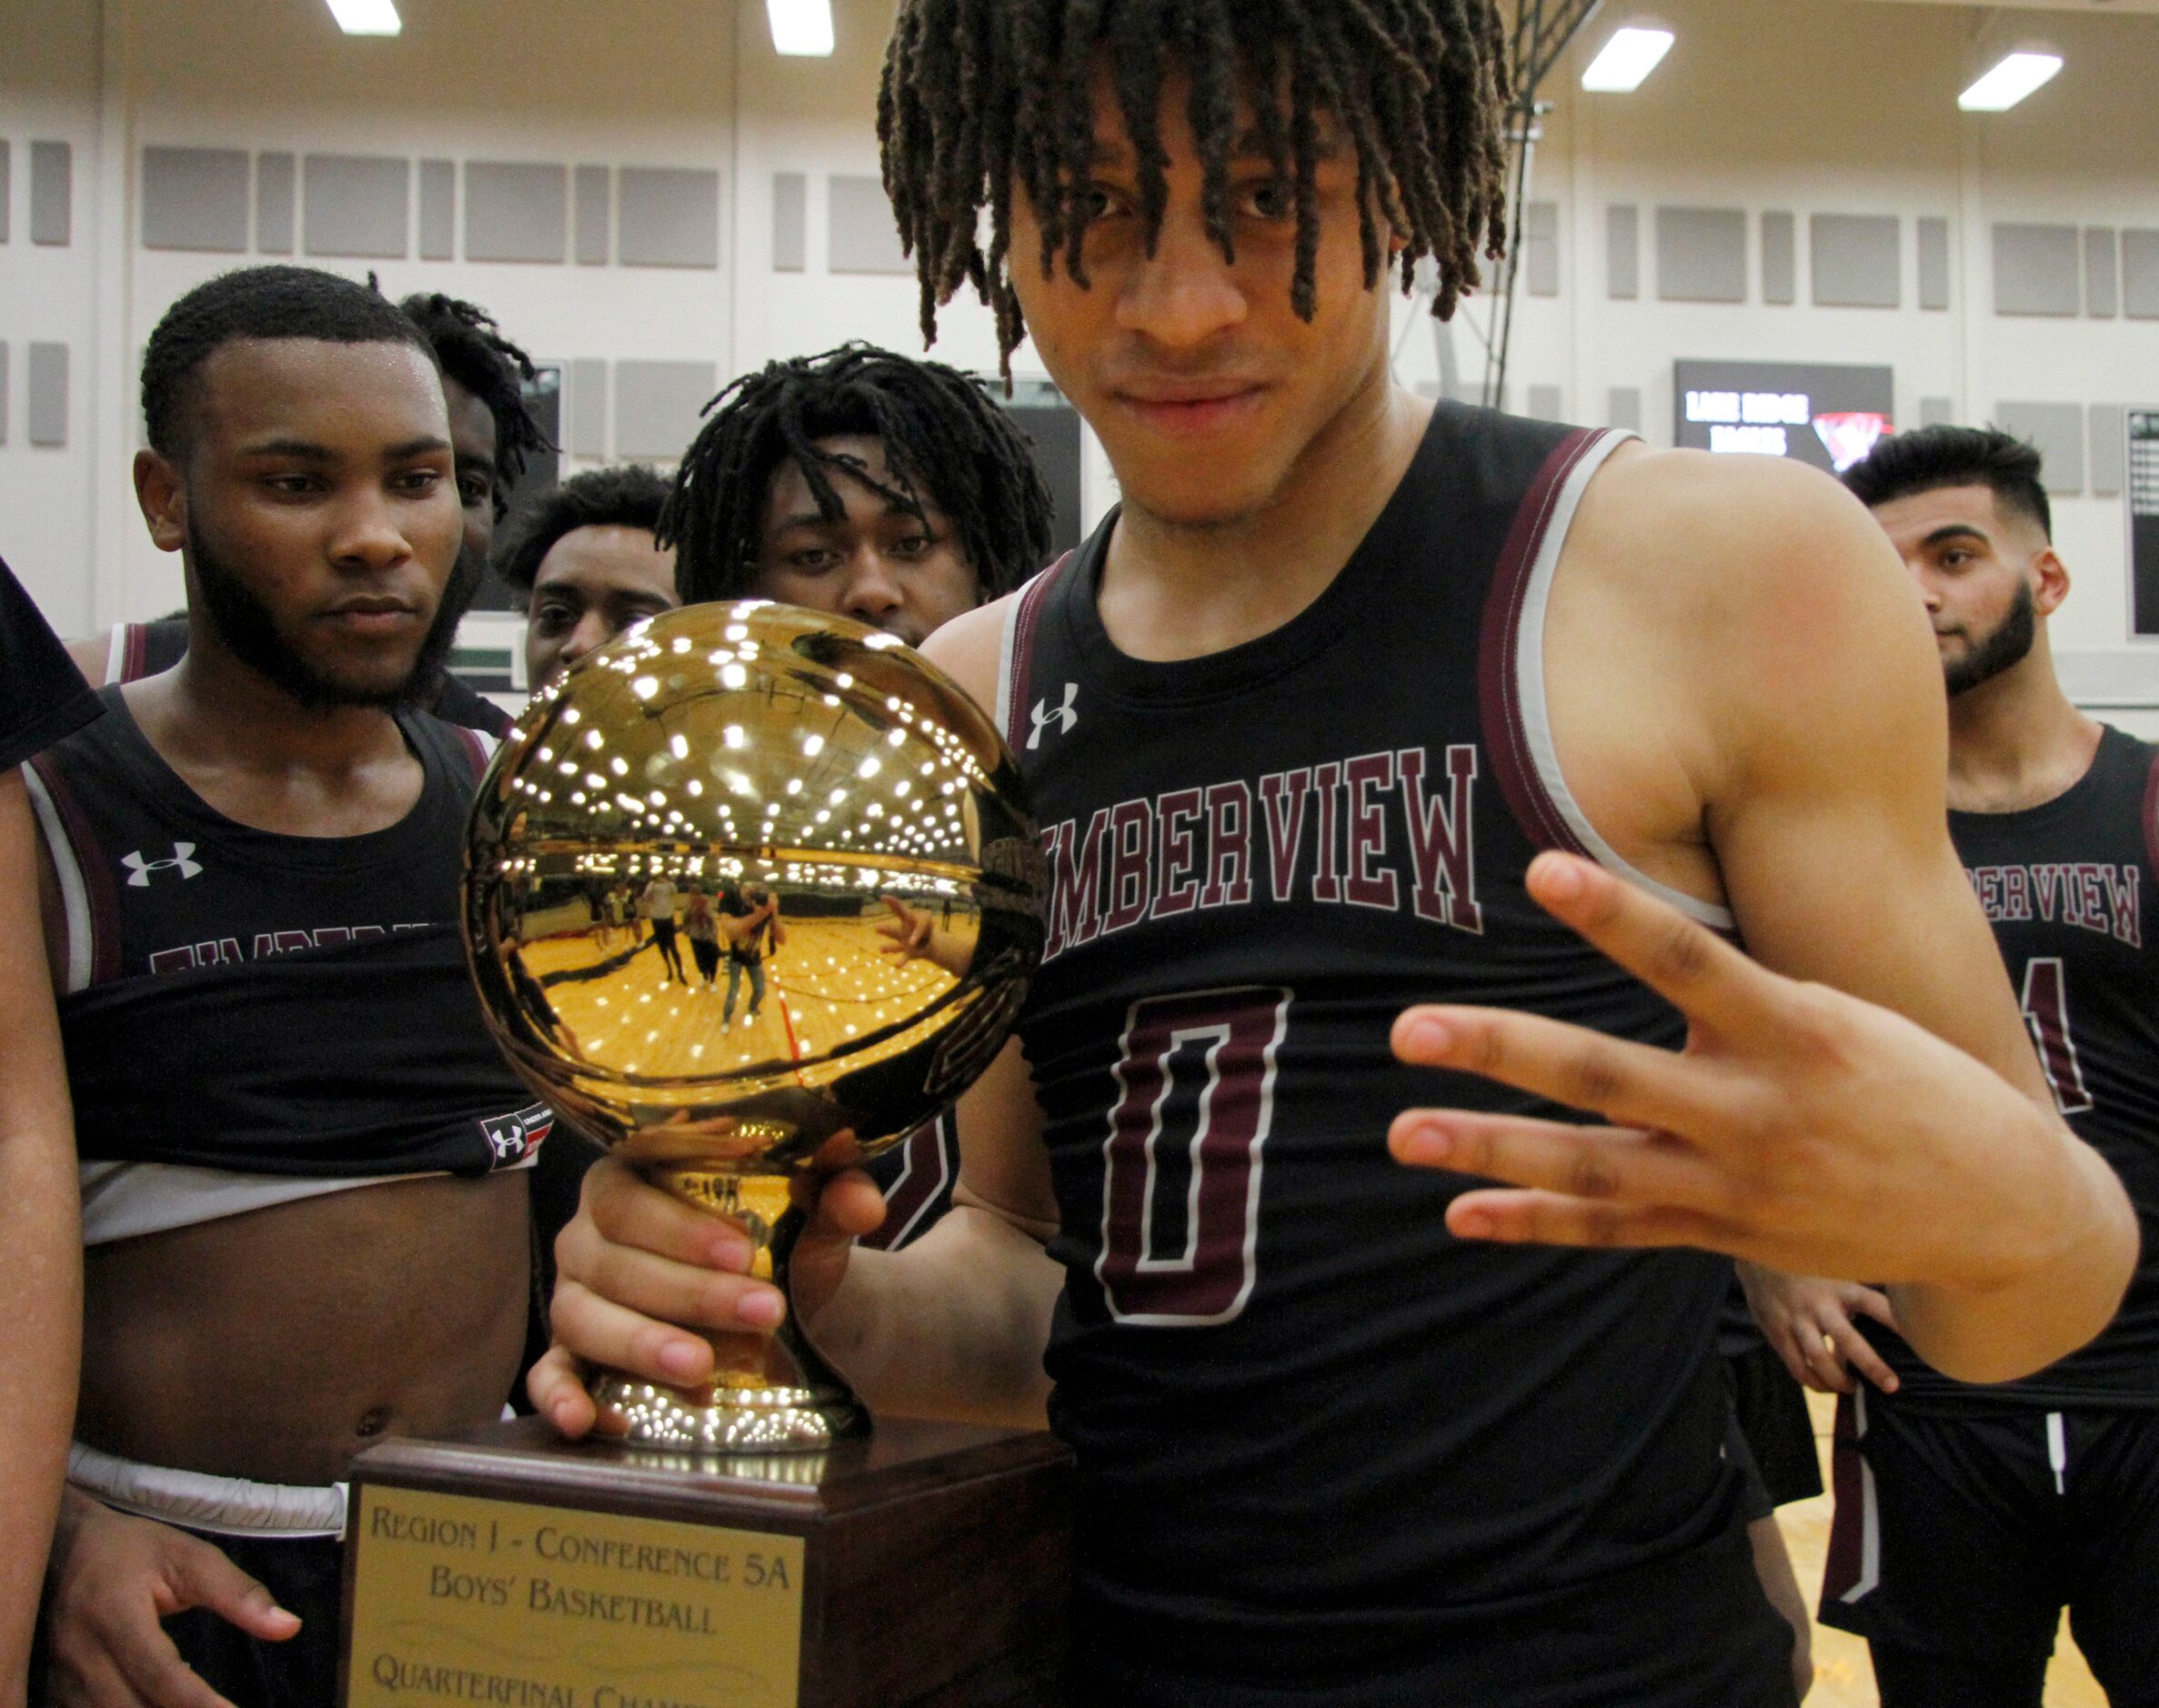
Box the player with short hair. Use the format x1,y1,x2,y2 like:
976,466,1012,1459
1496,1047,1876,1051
536,9,2136,1703
70,287,547,739
660,342,1055,648
1744,426,2159,1707
32,265,545,1708
494,463,678,689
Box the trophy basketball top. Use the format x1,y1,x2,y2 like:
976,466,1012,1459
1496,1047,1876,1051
462,600,1047,1179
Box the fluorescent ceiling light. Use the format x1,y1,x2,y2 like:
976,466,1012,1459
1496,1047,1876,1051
1582,26,1675,93
1959,52,2064,113
326,0,401,35
768,0,835,56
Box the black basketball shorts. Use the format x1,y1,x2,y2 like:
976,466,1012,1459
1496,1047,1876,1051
1819,1389,2159,1707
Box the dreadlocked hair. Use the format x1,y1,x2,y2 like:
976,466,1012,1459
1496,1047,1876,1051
396,290,551,509
879,0,1514,374
658,343,1058,608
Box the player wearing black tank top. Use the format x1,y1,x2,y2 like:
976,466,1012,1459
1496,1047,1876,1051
34,268,538,1708
537,13,2137,1703
1742,428,2159,1707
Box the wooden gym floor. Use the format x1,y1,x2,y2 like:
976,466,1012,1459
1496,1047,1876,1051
1782,1392,2104,1705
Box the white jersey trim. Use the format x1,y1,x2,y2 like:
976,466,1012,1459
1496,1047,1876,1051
1511,430,1738,931
24,763,93,995
105,621,130,687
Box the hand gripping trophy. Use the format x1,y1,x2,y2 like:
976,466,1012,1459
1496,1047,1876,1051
462,602,1047,1452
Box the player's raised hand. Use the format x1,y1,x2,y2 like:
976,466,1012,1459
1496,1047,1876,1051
1388,852,2114,1303
531,1153,889,1440
876,897,935,963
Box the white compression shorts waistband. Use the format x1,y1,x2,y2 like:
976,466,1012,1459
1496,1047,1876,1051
67,1442,348,1541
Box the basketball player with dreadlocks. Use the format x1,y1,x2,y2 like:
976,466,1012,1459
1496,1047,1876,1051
33,266,544,1708
70,288,547,739
1744,428,2159,1707
663,342,1055,646
538,8,2138,1700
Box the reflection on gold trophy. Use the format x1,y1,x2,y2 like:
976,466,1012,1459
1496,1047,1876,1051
463,602,1046,1452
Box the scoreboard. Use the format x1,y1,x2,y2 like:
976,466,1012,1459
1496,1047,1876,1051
2133,410,2159,638
1674,360,1896,476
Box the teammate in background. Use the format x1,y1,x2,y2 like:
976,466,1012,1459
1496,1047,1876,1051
68,288,549,739
33,266,544,1708
661,343,1055,647
640,872,688,985
491,464,678,690
718,881,785,1028
0,558,105,1708
1744,427,2159,1707
537,8,2137,1702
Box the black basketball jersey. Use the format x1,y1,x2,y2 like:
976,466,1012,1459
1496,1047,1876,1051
26,687,547,1179
1878,725,2159,1410
994,403,1745,1682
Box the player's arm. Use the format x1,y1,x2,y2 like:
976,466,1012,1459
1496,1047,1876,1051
65,633,111,687
0,769,80,1702
531,598,1063,1434
1391,457,2134,1384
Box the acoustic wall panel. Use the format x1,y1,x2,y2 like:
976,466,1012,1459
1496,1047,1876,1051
1993,224,2080,317
1527,385,1564,424
614,360,717,459
574,166,610,266
464,162,565,264
1608,387,1642,433
417,159,456,260
304,155,408,258
828,174,908,274
1762,212,1796,306
1523,201,1559,297
2091,405,2126,498
772,173,807,273
2124,231,2159,320
27,343,67,447
567,358,608,457
31,142,71,246
1812,214,1900,308
1917,217,1951,312
1996,402,2084,494
1,141,12,242
619,167,718,269
1606,205,1639,300
1922,397,1955,428
1656,207,1746,304
2086,228,2119,318
0,343,8,443
256,152,295,254
140,146,248,253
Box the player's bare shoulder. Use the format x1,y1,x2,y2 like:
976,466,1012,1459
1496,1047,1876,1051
918,591,1019,712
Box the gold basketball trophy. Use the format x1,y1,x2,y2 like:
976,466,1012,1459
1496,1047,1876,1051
339,605,1069,1708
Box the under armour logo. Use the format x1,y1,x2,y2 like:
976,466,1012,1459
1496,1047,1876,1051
122,843,203,887
1029,683,1080,750
480,1103,554,1164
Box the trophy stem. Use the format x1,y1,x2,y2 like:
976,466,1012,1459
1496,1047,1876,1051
587,1168,869,1452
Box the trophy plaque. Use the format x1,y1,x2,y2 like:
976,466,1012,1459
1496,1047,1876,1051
339,604,1068,1706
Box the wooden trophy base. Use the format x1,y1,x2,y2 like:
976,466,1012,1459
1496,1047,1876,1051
339,1414,1073,1708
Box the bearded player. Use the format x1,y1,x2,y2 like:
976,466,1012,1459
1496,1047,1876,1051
33,266,544,1708
1742,427,2159,1707
535,9,2136,1702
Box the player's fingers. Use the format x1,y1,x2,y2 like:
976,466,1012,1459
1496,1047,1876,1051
577,1158,753,1272
52,1653,162,1708
166,1545,299,1644
547,1276,725,1389
1843,1285,1903,1336
1823,1311,1900,1393
1389,1111,1730,1216
567,1231,787,1338
1522,853,1776,1039
1794,1322,1856,1394
1442,1187,1732,1253
1764,1324,1822,1392
527,1344,604,1439
786,1168,889,1238
1392,1006,1732,1139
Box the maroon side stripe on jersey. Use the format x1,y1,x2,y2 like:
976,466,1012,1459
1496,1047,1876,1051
455,726,490,781
1476,428,1604,859
1003,552,1074,753
26,753,125,988
120,622,150,685
857,1116,954,1251
1820,1390,1873,1607
2142,746,2159,885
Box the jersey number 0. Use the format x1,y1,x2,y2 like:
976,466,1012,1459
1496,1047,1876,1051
1096,988,1290,1326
